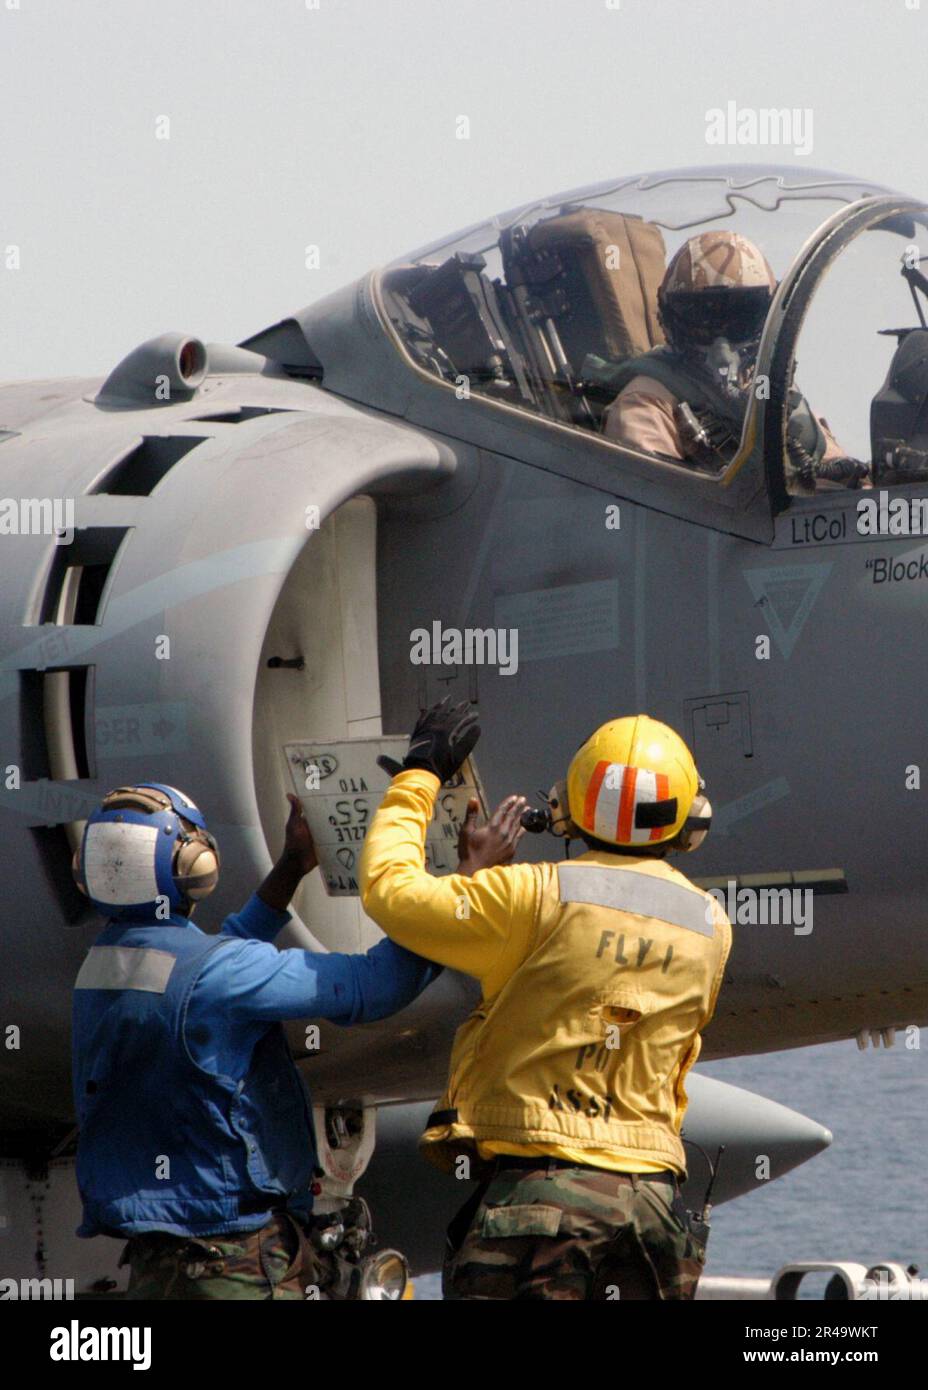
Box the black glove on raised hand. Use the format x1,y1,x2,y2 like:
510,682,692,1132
400,697,481,784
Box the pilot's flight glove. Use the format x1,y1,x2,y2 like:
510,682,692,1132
814,456,870,487
786,389,827,469
400,696,481,784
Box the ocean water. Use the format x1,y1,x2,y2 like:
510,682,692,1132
699,1034,928,1280
413,1033,927,1299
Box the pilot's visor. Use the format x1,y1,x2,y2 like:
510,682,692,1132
665,286,773,346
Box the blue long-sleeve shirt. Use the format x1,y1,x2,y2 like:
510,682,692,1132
188,893,440,1072
72,893,440,1237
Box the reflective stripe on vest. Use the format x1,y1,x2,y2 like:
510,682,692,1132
75,945,176,993
558,864,713,937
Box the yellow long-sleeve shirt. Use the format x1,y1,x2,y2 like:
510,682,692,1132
359,768,679,1173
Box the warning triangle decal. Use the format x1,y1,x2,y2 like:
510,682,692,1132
743,562,833,658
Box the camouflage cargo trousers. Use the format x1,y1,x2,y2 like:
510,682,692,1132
122,1210,325,1300
443,1162,707,1301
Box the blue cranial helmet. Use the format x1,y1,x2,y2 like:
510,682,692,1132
72,783,219,919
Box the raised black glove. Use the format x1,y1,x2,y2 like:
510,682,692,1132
401,696,481,784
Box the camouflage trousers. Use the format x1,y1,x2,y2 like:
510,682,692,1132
443,1162,707,1301
122,1210,325,1300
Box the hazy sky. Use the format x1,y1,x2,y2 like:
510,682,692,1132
2,0,926,381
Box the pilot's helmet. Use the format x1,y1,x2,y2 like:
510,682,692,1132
658,231,777,352
72,783,220,919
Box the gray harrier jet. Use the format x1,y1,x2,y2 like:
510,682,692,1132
2,164,926,1282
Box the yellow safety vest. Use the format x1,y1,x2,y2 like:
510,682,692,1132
358,770,731,1179
420,857,730,1176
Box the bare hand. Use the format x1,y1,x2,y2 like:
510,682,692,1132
457,794,527,875
283,792,318,876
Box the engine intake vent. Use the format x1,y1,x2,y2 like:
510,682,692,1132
91,437,204,496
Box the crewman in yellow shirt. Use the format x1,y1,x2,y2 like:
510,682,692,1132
359,698,731,1300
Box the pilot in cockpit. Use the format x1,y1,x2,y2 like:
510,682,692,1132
601,230,868,492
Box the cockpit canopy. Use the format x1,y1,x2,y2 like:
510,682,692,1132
379,167,928,496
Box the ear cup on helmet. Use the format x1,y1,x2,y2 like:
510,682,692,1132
546,779,581,839
676,792,712,853
173,829,220,903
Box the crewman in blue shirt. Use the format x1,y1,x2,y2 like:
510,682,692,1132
70,781,447,1300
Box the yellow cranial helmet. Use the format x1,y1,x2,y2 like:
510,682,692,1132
567,715,700,848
